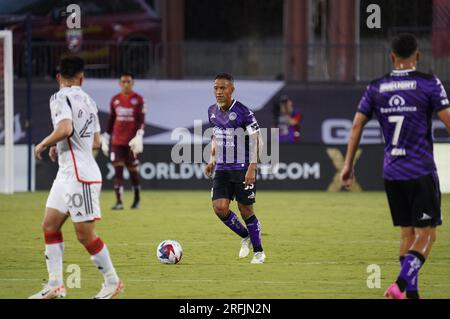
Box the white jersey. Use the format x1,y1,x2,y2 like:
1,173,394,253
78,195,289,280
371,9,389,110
50,86,102,184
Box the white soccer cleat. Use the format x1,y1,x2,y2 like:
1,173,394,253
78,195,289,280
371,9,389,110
93,280,124,299
239,236,252,258
28,284,66,299
251,251,266,264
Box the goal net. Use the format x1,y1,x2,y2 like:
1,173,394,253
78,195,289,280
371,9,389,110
0,30,14,194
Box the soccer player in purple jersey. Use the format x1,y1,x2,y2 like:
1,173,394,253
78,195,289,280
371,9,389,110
204,73,266,264
340,33,450,299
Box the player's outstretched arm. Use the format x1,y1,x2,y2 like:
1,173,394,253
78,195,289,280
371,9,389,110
204,136,216,177
35,119,73,160
438,107,450,133
340,112,369,190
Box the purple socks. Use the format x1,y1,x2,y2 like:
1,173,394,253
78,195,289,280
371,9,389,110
221,211,249,239
244,215,263,252
397,251,424,299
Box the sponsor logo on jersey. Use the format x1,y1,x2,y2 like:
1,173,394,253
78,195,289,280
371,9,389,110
388,95,405,107
380,81,416,93
380,95,417,114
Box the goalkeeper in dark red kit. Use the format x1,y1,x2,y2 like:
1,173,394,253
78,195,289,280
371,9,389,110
101,73,145,210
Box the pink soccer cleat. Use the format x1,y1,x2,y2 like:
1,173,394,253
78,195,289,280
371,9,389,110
384,283,405,299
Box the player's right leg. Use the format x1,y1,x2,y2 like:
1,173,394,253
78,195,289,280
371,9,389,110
29,182,69,299
211,171,249,255
126,149,141,209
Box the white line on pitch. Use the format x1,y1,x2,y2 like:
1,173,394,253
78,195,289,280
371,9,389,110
1,278,450,289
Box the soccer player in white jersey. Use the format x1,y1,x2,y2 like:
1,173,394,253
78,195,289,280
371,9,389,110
29,57,124,299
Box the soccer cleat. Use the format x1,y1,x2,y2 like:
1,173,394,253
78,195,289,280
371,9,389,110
384,283,405,299
28,283,66,299
130,199,139,209
111,203,124,210
239,236,252,258
94,280,124,299
251,251,266,264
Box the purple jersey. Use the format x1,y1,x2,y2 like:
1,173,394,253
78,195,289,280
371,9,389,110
208,100,260,171
358,69,450,180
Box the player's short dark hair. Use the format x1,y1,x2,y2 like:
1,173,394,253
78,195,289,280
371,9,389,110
120,72,134,79
215,73,234,83
391,33,418,59
279,94,290,104
59,56,84,79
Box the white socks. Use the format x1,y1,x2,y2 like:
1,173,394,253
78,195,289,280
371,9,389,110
45,242,64,287
86,238,119,286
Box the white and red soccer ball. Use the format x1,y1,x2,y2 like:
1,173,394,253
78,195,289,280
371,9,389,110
156,240,183,264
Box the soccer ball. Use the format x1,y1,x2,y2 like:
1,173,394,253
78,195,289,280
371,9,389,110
156,240,183,264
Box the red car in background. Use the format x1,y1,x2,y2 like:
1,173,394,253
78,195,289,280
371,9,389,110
0,0,161,77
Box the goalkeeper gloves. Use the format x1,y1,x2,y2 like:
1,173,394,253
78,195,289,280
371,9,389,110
100,132,110,157
129,129,144,156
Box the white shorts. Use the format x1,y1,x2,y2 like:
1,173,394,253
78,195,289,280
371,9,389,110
46,180,102,223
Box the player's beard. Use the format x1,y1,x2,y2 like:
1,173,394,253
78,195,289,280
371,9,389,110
216,99,229,110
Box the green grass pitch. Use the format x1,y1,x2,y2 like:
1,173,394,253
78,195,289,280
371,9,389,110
0,190,449,299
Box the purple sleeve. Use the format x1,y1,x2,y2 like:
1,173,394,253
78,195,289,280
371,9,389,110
357,85,375,119
429,76,450,112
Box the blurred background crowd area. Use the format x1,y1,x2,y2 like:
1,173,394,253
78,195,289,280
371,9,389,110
1,0,449,82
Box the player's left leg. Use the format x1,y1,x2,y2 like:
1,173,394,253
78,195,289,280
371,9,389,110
74,221,124,299
112,162,125,210
387,226,436,299
69,182,123,298
233,170,264,263
385,173,441,299
399,227,415,263
399,227,418,298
